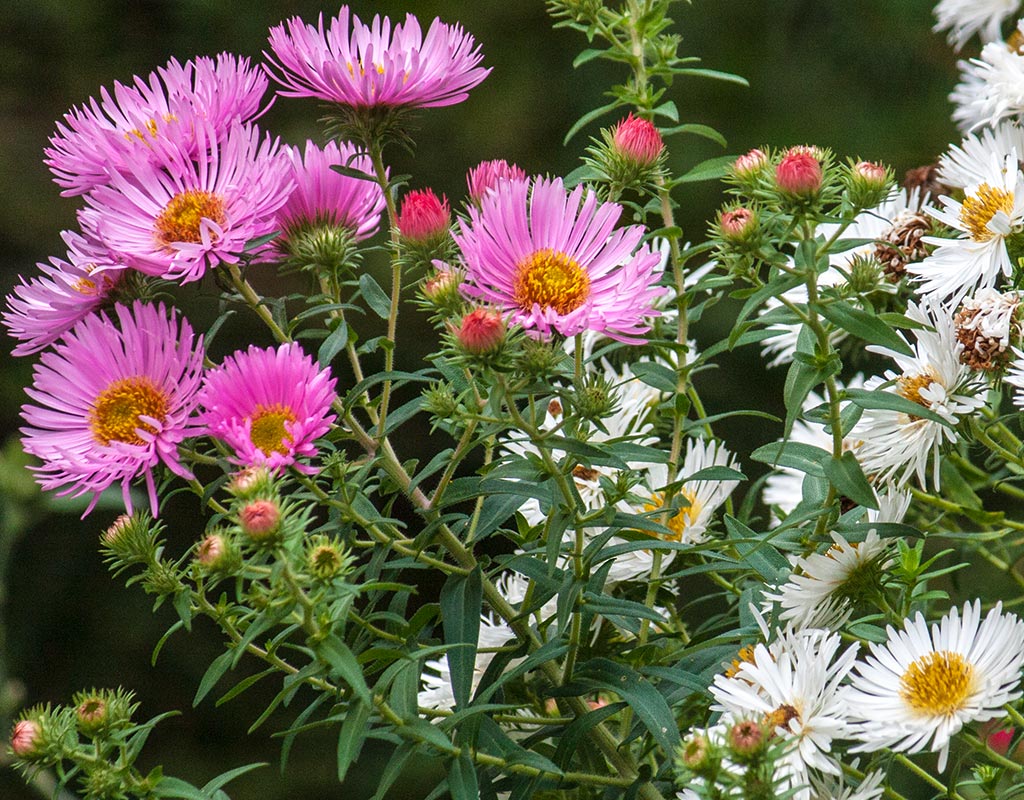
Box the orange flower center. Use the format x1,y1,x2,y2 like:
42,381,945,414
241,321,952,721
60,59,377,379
897,372,936,408
250,404,296,455
90,376,169,446
900,651,975,716
513,248,591,315
154,190,227,247
642,489,702,541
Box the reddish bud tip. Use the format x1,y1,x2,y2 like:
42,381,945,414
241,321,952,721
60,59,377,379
719,207,757,240
853,160,887,185
455,308,505,355
197,534,226,565
776,150,823,195
239,499,281,540
10,720,40,758
397,189,451,244
611,113,664,167
467,159,527,203
733,148,767,179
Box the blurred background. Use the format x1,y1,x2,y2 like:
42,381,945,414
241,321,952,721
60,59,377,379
0,1,959,797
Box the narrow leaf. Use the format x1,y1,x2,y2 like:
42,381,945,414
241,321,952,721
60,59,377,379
358,273,392,319
823,451,879,510
439,568,483,709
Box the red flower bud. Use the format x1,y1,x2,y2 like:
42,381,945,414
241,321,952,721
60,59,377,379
239,499,281,540
10,720,41,759
611,113,664,167
397,189,450,244
776,150,823,195
455,308,505,355
733,148,767,179
719,207,758,240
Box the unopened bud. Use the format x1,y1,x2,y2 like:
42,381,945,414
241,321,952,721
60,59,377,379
75,694,109,737
306,535,350,581
776,149,823,196
732,148,768,183
679,732,713,776
102,514,133,547
10,719,41,759
611,113,664,168
573,372,618,421
726,719,765,762
847,254,883,294
422,382,459,419
239,499,281,541
195,533,239,573
397,189,450,246
227,466,273,498
848,160,892,208
719,207,758,242
420,263,464,313
453,308,505,356
467,159,527,204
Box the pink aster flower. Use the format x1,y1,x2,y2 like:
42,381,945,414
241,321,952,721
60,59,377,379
277,139,385,241
454,176,666,342
466,159,527,204
265,7,490,109
79,121,292,284
4,230,127,356
197,343,337,473
20,301,204,517
46,53,270,197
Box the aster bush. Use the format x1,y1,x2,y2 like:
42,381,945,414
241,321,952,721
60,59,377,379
12,2,1024,800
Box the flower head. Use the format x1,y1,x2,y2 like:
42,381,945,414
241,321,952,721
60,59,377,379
776,149,823,195
934,0,1019,51
847,600,1024,771
454,307,505,355
952,31,1024,131
80,121,292,284
197,343,337,473
46,53,269,197
939,121,1024,189
19,301,204,516
733,148,768,180
611,113,664,167
265,7,490,109
10,720,41,759
397,188,451,245
455,176,665,342
239,499,282,540
466,159,527,204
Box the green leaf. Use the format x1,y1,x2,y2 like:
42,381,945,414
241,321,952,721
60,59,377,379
571,658,680,755
652,100,679,123
815,301,913,356
673,155,736,184
572,48,606,68
216,668,275,707
563,100,620,146
750,441,829,478
629,361,677,393
358,273,392,319
337,700,372,782
447,754,479,800
723,516,789,581
660,123,727,148
201,763,267,794
439,568,483,709
674,67,749,86
330,163,376,182
243,230,281,252
194,650,234,707
153,777,207,800
823,451,878,510
684,466,746,483
317,635,372,703
844,387,952,426
317,321,349,367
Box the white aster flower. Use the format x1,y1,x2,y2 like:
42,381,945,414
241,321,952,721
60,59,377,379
954,287,1023,371
912,154,1024,303
846,600,1024,771
710,627,859,800
809,770,885,800
1004,346,1024,403
934,0,1020,52
852,300,985,488
952,30,1024,131
866,485,913,524
939,121,1024,188
765,530,893,631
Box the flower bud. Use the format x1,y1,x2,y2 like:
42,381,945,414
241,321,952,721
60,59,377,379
467,159,527,204
226,466,273,499
572,372,618,421
677,732,716,779
397,189,451,246
239,499,281,542
195,533,240,573
420,263,464,313
718,207,758,242
776,149,823,196
453,308,505,356
306,535,351,581
847,254,883,295
10,719,41,759
726,719,765,762
847,160,892,208
611,113,664,168
75,694,109,737
422,382,459,419
733,148,768,181
101,514,133,547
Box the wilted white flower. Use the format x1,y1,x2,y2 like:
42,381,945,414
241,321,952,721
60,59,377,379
954,287,1022,371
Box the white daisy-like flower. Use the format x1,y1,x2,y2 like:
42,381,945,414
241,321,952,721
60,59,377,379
954,287,1023,371
951,30,1024,131
866,485,913,525
418,616,516,711
846,600,1024,771
912,154,1024,303
809,770,885,800
1004,346,1024,404
852,300,985,488
759,190,926,368
939,121,1024,188
765,530,893,631
710,627,860,800
934,0,1020,52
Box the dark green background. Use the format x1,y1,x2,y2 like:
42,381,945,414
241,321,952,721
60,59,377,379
0,1,958,798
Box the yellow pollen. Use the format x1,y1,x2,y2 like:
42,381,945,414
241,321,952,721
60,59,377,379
1009,28,1024,54
725,644,758,678
154,190,227,248
249,403,297,455
513,248,591,315
763,704,801,733
897,372,936,408
642,489,703,541
960,184,1014,242
899,650,975,716
72,277,97,295
89,376,169,446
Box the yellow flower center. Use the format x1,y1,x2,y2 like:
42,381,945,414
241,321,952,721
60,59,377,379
724,644,758,678
1009,28,1024,54
512,248,591,315
249,403,297,455
897,372,936,408
763,703,801,733
960,184,1014,242
642,489,702,541
154,190,227,248
899,650,975,717
89,376,169,446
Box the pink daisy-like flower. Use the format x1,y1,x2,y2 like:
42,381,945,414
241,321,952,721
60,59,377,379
20,301,204,516
79,121,292,284
265,7,490,109
466,159,527,204
277,139,385,241
454,176,666,342
46,53,270,197
197,343,337,473
4,230,127,356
